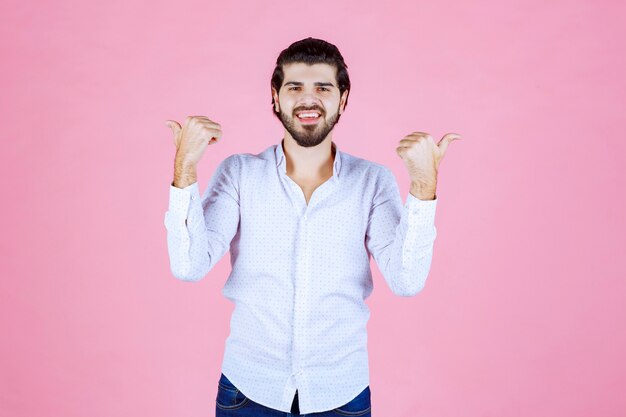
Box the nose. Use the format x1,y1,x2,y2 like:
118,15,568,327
296,88,324,104
296,95,322,110
299,94,318,104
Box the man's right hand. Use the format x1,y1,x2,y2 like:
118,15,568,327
166,116,222,167
166,116,222,188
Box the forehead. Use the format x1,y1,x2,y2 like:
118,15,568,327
281,62,337,85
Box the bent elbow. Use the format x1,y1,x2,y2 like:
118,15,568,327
169,264,205,282
392,281,426,297
173,272,204,282
391,268,429,296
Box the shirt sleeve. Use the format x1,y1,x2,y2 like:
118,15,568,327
163,155,241,281
365,167,438,296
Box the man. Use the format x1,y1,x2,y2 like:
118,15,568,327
163,37,460,416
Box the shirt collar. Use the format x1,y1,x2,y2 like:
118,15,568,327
275,139,342,178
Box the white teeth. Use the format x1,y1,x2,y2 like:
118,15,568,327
297,113,320,118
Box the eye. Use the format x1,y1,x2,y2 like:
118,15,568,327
287,86,330,92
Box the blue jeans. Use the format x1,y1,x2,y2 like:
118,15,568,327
215,373,371,416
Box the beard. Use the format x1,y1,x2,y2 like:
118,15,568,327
277,104,341,148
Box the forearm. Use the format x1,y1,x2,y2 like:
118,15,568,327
165,156,242,282
165,183,212,281
380,197,437,296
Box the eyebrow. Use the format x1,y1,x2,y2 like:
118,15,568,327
284,81,335,88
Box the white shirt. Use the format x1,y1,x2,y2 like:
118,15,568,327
163,140,438,414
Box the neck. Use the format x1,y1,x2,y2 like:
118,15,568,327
282,136,335,179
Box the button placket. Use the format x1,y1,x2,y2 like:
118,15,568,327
286,175,308,215
292,213,308,378
302,214,310,370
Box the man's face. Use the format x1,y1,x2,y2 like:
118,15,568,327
272,62,348,148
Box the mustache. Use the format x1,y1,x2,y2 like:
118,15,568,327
294,107,324,114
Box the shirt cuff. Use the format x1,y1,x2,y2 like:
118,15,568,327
168,181,200,218
404,192,437,226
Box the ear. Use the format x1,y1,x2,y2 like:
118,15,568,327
339,89,349,114
271,86,280,112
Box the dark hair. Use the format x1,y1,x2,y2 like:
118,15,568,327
270,37,351,117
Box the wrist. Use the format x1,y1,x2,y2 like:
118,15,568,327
173,157,198,188
175,153,197,169
410,181,436,200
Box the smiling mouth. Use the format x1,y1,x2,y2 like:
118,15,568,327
296,111,322,124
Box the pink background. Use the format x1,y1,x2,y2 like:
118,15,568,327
1,0,625,416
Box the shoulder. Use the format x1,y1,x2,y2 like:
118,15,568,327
341,150,394,182
215,145,275,180
219,146,269,167
229,144,275,165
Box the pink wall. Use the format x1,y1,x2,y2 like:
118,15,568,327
2,0,625,416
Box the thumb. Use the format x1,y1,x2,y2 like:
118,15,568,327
437,133,461,158
165,120,182,147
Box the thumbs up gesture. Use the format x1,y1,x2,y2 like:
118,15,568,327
396,132,461,200
165,116,222,167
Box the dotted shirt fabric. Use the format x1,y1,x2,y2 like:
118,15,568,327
164,140,438,414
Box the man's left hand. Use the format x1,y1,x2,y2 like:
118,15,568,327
396,131,462,200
